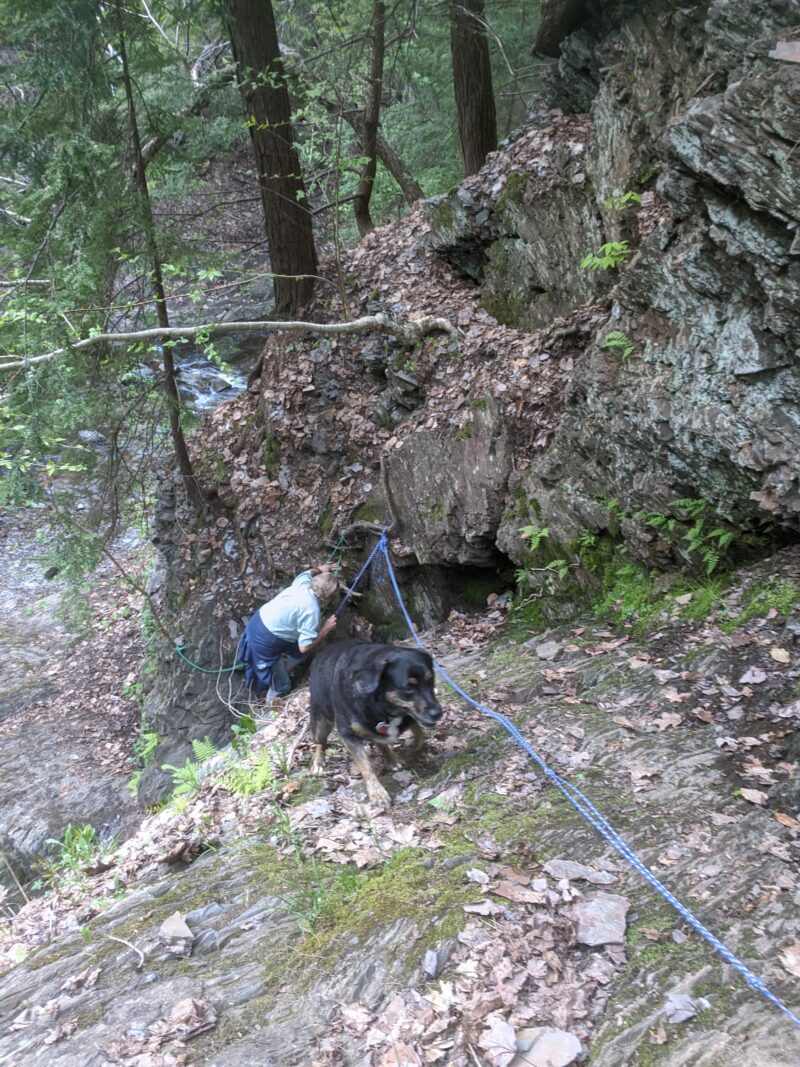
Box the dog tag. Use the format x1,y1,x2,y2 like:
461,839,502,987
375,721,390,735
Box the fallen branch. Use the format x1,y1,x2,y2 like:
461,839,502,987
0,314,459,371
0,854,30,904
285,719,309,773
106,934,145,969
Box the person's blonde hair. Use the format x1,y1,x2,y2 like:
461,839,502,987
310,571,338,606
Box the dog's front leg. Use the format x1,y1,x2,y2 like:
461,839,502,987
390,722,426,768
342,735,391,809
407,721,427,759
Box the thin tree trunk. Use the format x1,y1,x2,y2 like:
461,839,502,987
224,0,317,315
343,110,423,206
353,1,386,236
118,22,204,509
450,0,497,176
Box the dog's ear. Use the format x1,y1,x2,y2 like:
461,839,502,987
355,652,392,696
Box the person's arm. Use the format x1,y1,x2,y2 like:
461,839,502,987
298,614,337,654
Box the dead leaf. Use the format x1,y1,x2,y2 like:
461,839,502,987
340,1003,371,1032
61,967,101,993
774,812,799,831
630,763,658,783
779,942,800,978
770,647,791,664
612,715,638,731
640,927,664,941
661,687,684,703
739,788,768,806
655,712,682,731
649,1020,668,1045
492,881,546,905
377,1042,423,1067
657,846,681,867
478,1015,517,1067
43,1021,77,1045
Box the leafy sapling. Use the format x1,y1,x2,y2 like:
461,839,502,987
604,191,642,211
581,241,631,271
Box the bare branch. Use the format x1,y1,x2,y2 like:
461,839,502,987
105,934,145,969
0,314,459,371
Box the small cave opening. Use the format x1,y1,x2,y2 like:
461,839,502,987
354,551,518,640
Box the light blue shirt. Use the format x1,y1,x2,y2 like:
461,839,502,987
259,571,320,647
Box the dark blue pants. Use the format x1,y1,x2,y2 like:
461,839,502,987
237,611,300,695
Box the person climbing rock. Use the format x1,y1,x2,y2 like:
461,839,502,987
237,563,339,698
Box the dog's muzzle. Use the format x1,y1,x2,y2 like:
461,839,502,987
414,698,443,728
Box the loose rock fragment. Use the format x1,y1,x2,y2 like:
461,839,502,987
573,892,629,945
511,1027,582,1066
544,859,617,885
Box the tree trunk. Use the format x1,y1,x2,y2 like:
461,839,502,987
118,21,204,510
327,103,424,205
450,0,497,176
532,0,588,57
224,0,317,315
353,1,386,237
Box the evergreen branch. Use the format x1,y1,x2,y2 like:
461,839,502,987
140,66,236,165
0,314,459,370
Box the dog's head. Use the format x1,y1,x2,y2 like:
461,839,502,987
363,647,443,728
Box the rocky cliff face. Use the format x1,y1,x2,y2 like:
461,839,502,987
142,0,800,763
430,0,800,577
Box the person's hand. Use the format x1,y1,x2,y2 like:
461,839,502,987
321,615,337,636
319,562,337,574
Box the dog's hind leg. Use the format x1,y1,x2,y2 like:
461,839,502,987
310,705,334,777
341,734,391,809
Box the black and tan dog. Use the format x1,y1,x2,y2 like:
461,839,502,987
308,639,443,808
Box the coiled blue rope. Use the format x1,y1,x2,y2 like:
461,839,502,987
348,531,800,1030
334,532,387,614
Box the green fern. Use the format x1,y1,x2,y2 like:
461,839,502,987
224,749,277,797
602,330,635,359
190,736,217,762
642,498,735,574
133,726,161,767
162,760,201,797
520,524,549,551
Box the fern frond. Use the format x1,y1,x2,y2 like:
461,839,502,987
191,736,217,762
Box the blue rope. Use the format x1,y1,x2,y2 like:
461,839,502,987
355,534,800,1031
334,531,388,615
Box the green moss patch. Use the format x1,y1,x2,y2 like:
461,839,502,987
259,845,483,988
721,577,800,633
